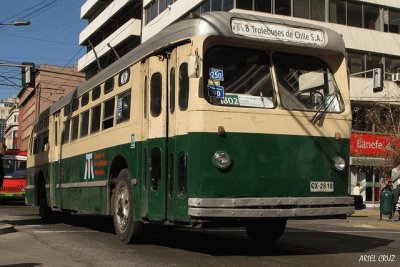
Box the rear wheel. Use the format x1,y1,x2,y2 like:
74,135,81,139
112,169,142,243
245,219,287,242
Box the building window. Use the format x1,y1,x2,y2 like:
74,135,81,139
62,119,70,144
385,56,400,78
91,105,101,133
81,92,89,107
347,1,362,28
103,98,115,130
254,0,271,13
81,110,89,138
117,90,131,124
92,85,101,101
364,5,380,30
385,9,400,33
366,54,382,78
71,116,79,141
329,0,346,25
275,0,291,15
347,51,365,77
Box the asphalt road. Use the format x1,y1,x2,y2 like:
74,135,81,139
1,201,399,267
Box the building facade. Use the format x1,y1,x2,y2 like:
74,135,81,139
79,0,400,204
18,65,85,152
4,105,19,149
0,98,18,145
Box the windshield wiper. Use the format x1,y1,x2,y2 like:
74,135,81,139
309,90,338,124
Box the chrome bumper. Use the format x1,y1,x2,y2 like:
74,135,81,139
188,197,354,218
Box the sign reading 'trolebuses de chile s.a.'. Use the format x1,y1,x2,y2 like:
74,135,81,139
231,18,325,47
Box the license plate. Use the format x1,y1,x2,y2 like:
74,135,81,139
310,181,334,192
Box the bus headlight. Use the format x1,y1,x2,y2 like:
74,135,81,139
332,156,345,171
212,151,232,169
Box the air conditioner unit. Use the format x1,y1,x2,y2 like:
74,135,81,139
391,73,400,82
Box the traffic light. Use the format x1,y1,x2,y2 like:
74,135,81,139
21,62,35,88
373,63,384,92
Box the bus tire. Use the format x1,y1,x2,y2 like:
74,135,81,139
38,179,53,222
245,218,287,242
112,169,142,243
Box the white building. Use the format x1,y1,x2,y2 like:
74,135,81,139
79,0,400,204
0,98,18,145
4,105,19,149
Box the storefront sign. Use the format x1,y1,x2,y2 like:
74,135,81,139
350,133,400,156
231,18,325,46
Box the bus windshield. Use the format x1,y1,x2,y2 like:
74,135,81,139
274,53,344,112
3,159,27,177
204,46,275,109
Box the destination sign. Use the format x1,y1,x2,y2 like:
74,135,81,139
231,18,325,47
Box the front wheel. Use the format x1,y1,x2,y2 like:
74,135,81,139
112,169,142,243
245,219,287,242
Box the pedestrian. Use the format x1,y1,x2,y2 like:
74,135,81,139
352,182,361,195
391,160,400,220
0,143,6,188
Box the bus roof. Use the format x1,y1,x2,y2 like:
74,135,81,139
40,11,345,120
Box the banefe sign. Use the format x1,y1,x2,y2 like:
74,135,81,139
350,133,400,156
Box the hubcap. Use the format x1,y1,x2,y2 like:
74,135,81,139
115,183,129,231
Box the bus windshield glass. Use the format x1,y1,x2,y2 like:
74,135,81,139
3,159,26,177
204,46,275,109
274,53,344,112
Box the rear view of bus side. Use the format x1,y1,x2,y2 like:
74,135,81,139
26,12,354,243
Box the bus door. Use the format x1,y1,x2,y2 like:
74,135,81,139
51,113,61,208
143,54,168,221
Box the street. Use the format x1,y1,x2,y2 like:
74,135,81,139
1,202,399,267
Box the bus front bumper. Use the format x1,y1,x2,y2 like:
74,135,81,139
188,197,354,218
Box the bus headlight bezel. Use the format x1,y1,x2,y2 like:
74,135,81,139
332,156,346,171
212,151,232,169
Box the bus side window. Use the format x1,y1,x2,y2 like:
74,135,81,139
62,119,70,144
91,104,101,134
54,122,58,145
170,68,175,113
117,90,131,124
81,110,89,137
179,63,189,111
42,131,49,151
103,97,115,130
151,73,162,117
33,138,39,155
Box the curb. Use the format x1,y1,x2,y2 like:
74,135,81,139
0,224,15,235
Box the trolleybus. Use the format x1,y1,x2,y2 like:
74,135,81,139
26,12,354,243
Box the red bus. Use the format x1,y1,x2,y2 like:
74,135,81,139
0,150,27,201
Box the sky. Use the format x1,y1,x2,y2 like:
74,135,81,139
0,0,86,99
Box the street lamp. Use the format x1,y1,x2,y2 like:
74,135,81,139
0,20,31,26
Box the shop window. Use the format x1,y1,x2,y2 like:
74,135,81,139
179,63,189,111
254,0,271,13
103,98,115,130
151,72,162,117
329,0,346,25
275,0,291,15
117,90,131,124
151,147,161,191
71,116,79,141
91,105,101,133
347,2,362,28
81,110,89,137
364,5,380,30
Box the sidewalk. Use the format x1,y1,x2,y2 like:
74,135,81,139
349,207,400,229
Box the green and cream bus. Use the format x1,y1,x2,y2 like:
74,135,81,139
26,12,354,243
